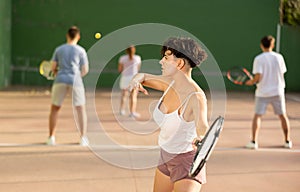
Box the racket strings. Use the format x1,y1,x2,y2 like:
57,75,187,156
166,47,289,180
191,127,218,173
40,61,55,80
190,117,224,176
228,69,250,84
236,74,248,83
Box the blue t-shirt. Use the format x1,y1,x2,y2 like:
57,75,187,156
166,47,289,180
51,44,88,86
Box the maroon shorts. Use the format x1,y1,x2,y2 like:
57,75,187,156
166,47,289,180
157,149,207,184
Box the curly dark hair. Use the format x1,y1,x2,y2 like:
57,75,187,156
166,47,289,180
161,37,207,68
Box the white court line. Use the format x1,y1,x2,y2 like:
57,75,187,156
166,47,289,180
0,143,79,147
256,148,300,153
0,143,299,153
286,94,300,102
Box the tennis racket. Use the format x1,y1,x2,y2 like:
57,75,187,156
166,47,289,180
189,116,224,177
226,67,253,85
39,60,55,80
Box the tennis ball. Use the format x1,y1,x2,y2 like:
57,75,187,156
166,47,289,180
95,32,101,39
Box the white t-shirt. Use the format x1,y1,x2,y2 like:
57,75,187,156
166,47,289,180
119,55,141,77
253,51,287,97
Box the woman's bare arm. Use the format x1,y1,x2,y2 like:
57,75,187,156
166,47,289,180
192,93,209,137
129,73,172,94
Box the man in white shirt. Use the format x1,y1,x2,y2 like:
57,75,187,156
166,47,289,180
245,35,292,149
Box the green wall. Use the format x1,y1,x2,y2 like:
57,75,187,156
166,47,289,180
8,0,299,90
0,0,11,89
280,25,300,91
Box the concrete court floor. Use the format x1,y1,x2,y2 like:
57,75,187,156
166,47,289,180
0,88,299,192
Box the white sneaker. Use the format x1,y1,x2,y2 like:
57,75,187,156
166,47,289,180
284,141,292,149
245,141,258,149
129,112,141,118
80,136,89,147
46,136,56,146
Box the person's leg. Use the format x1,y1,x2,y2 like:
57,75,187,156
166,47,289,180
251,114,262,142
153,168,173,192
278,114,291,142
130,89,138,113
47,83,68,145
74,105,87,137
173,179,201,192
119,75,130,115
246,114,262,149
72,85,89,145
120,89,128,115
246,96,267,149
271,95,291,145
129,89,140,118
49,104,61,137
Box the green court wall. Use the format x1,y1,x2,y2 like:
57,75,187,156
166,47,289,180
280,25,300,92
6,0,300,91
0,0,11,89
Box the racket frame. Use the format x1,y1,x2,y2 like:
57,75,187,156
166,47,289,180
226,67,252,85
39,60,55,80
189,116,224,177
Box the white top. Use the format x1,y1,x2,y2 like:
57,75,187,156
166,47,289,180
253,51,287,97
153,81,206,154
119,55,141,77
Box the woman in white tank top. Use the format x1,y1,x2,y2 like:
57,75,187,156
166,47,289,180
129,37,209,192
118,46,142,118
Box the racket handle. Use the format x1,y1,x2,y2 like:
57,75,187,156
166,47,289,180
194,139,202,146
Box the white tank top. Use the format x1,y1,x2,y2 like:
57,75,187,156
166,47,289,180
118,55,141,77
153,81,205,154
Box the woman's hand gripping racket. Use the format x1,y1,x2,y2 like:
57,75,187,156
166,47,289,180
189,116,224,177
39,60,55,80
226,67,253,85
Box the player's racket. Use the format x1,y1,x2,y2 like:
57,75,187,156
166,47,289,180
189,116,224,177
39,60,55,80
226,67,252,85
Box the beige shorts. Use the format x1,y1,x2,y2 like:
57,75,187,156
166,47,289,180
157,149,207,184
51,83,85,106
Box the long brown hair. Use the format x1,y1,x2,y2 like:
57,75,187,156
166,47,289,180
126,46,135,60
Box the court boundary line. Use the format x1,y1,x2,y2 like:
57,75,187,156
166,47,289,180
0,143,299,153
286,94,300,102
